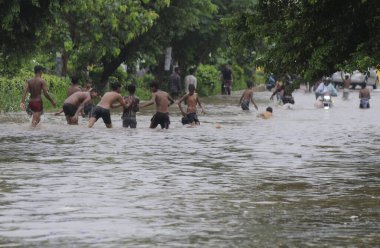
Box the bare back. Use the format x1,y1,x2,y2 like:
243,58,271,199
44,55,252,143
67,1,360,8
97,91,123,109
154,90,171,113
67,85,82,97
64,92,91,107
359,88,370,99
27,77,46,100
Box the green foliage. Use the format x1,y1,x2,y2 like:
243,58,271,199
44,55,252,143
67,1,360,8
196,64,220,96
129,73,155,100
224,0,380,81
231,64,248,91
0,69,70,112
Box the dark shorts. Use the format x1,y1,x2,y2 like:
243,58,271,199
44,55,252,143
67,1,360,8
360,99,370,108
181,112,199,125
91,106,112,124
63,103,78,117
29,99,43,112
150,112,170,129
241,100,250,110
283,95,295,104
122,117,137,128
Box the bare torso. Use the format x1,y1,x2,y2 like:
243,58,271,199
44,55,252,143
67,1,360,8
242,89,253,101
64,92,90,107
359,88,370,99
67,85,82,97
27,77,45,100
97,91,123,109
343,79,350,89
154,90,171,113
186,93,199,113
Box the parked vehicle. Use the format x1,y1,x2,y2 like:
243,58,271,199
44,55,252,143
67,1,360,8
331,71,345,88
350,70,367,89
366,67,378,89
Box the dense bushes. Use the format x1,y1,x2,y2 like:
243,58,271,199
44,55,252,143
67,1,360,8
0,69,70,112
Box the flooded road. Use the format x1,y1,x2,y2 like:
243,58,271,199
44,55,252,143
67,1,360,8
0,89,379,247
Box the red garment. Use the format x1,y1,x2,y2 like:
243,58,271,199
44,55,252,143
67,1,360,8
28,99,43,112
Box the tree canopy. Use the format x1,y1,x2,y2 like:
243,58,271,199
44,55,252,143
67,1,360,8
1,0,378,89
224,0,380,81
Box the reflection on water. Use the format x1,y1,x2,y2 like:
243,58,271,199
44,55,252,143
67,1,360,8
0,90,379,247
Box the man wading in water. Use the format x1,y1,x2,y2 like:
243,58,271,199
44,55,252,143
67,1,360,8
20,65,57,127
177,84,205,126
140,81,175,129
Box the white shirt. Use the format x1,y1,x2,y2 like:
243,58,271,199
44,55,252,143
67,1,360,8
184,75,197,93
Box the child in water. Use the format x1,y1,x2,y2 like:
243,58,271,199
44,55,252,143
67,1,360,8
258,107,273,119
122,84,140,128
239,81,258,111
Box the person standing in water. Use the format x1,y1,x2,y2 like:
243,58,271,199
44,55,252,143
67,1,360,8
168,67,182,99
178,84,205,126
55,76,82,116
140,81,175,129
121,84,140,128
221,64,233,95
88,82,126,128
62,89,98,125
342,74,351,100
239,80,258,111
359,83,370,108
20,65,57,127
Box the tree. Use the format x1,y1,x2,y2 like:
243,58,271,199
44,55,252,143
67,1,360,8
0,0,64,72
224,0,380,82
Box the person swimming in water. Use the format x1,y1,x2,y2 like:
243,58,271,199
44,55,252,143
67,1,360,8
239,80,258,111
258,107,273,119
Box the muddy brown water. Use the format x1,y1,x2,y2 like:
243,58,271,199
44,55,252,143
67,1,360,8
0,90,379,247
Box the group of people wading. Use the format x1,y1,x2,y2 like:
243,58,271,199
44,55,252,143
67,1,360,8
20,65,273,129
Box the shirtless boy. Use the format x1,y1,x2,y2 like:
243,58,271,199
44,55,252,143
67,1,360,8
359,83,370,108
177,84,205,126
63,89,98,125
140,81,174,129
239,81,258,111
88,82,126,128
258,107,273,119
20,65,57,127
55,76,82,116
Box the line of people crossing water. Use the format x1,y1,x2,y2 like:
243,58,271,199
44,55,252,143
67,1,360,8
20,66,273,129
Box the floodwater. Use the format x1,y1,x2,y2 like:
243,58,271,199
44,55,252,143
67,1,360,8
0,89,379,247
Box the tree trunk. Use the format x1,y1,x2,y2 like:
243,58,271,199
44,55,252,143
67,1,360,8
61,51,69,77
98,38,141,92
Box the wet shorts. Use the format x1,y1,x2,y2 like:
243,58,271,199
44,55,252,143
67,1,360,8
181,112,199,125
63,103,78,117
28,99,43,112
360,99,370,109
241,100,250,110
91,106,112,124
150,112,170,129
122,116,137,128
